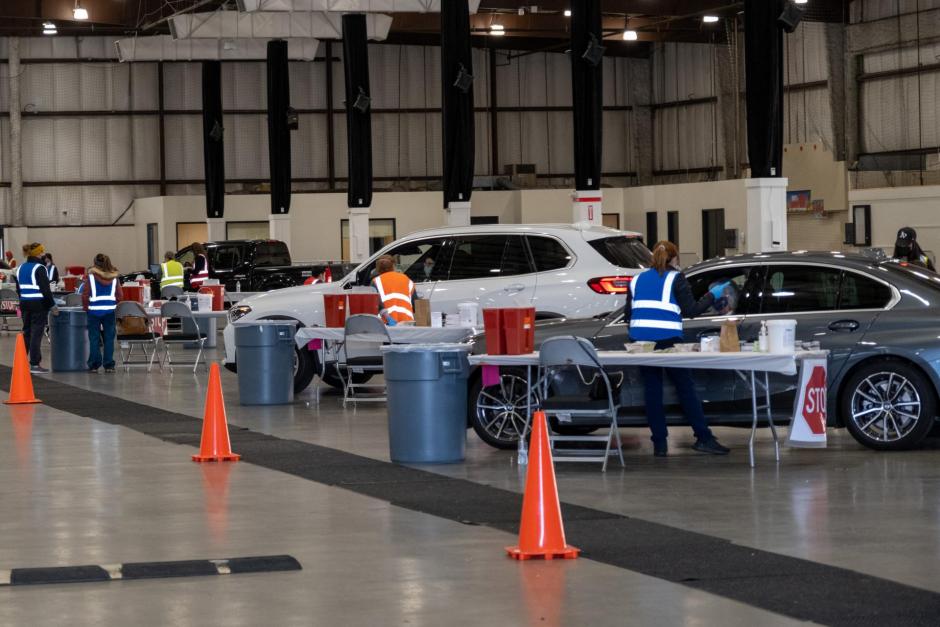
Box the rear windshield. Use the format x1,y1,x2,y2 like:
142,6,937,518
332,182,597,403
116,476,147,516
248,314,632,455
588,237,652,269
253,242,291,266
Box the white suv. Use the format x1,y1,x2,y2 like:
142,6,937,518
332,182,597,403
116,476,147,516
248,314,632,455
224,223,650,391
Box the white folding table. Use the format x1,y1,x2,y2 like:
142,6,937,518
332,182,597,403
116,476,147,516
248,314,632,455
469,350,828,468
144,308,227,348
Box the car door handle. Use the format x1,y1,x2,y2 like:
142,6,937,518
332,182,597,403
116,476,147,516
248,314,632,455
504,283,526,294
828,319,860,332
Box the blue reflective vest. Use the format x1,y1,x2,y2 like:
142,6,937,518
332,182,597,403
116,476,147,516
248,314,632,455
629,269,683,341
88,277,118,314
17,262,43,301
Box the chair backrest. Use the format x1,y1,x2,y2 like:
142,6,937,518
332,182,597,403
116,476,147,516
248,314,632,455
343,313,391,343
64,293,83,307
0,288,18,302
160,285,183,299
539,336,602,369
115,300,149,320
160,300,194,321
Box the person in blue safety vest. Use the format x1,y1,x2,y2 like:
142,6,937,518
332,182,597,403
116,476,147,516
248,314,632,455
16,242,58,374
82,253,124,373
627,240,731,457
42,253,59,284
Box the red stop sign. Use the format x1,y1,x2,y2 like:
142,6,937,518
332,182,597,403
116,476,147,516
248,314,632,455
801,366,827,435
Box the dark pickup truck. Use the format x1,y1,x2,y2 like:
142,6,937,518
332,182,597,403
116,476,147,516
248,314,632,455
127,240,341,294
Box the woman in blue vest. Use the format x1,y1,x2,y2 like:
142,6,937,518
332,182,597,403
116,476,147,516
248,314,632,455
16,242,57,374
82,254,123,373
629,240,731,457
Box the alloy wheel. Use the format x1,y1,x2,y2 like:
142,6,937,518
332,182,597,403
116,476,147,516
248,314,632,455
474,373,540,446
850,371,922,443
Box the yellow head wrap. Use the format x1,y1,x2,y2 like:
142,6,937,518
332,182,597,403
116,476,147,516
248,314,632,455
28,243,44,258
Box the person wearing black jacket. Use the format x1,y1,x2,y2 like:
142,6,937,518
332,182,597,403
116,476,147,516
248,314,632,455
16,242,58,373
627,240,730,457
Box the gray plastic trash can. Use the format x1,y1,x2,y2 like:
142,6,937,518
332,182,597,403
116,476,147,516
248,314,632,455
50,307,89,372
382,343,471,463
234,321,297,405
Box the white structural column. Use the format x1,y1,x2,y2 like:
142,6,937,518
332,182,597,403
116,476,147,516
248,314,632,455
269,213,292,253
206,218,226,242
745,178,789,253
572,190,603,225
347,206,371,263
445,201,471,227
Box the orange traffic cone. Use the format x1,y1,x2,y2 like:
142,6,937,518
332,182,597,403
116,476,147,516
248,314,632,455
192,363,240,462
506,411,579,560
4,334,41,405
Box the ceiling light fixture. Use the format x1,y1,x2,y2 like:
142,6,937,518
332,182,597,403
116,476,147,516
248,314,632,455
564,9,571,17
794,0,808,3
490,23,505,36
73,1,89,20
623,30,638,41
702,15,720,23
43,21,57,35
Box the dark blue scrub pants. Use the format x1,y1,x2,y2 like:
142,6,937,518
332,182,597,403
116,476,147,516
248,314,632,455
87,312,116,370
640,338,714,445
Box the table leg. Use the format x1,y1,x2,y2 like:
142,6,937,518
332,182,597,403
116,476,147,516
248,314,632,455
517,363,532,465
765,371,779,461
749,370,758,468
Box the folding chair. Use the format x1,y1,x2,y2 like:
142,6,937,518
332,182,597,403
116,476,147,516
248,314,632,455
160,285,183,300
0,288,19,334
538,336,625,472
337,314,390,406
159,301,208,373
115,301,162,372
64,293,83,307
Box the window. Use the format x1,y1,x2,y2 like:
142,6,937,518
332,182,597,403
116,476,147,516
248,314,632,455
355,238,451,286
645,212,658,249
602,213,620,230
227,221,269,240
526,236,572,272
146,223,158,266
701,208,725,260
253,242,291,267
760,265,842,314
177,222,208,250
688,267,758,317
850,205,872,247
667,211,679,244
341,219,396,260
840,272,892,310
470,216,499,225
212,245,242,271
588,236,652,269
447,235,533,281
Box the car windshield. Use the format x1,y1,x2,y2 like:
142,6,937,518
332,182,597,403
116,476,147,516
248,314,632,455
588,236,652,269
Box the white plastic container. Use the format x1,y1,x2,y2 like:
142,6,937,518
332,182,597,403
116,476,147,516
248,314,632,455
767,319,797,353
457,302,479,327
430,311,443,328
196,293,213,312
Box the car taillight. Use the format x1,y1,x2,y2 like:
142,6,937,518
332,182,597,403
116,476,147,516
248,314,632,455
588,276,632,294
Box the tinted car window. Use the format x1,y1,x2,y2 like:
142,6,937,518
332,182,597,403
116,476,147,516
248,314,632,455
448,235,533,280
254,242,291,266
760,265,841,314
589,236,652,269
176,248,195,268
212,246,241,271
355,238,450,286
688,267,757,316
527,236,572,271
840,272,892,309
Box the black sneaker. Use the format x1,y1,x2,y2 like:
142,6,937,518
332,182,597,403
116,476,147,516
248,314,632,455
29,365,49,374
653,442,668,457
693,438,730,455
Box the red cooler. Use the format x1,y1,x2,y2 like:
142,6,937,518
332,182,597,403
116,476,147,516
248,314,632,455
199,285,225,311
501,307,535,355
347,292,380,316
62,276,78,292
482,308,505,355
121,285,144,304
323,294,347,328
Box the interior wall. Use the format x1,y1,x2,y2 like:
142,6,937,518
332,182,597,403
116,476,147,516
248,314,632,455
27,226,138,272
848,185,940,258
783,142,849,251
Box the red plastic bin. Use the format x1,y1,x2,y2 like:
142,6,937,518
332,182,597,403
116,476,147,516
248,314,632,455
62,276,78,292
482,308,505,355
347,292,380,316
501,307,535,355
199,285,225,311
323,294,347,328
121,285,144,304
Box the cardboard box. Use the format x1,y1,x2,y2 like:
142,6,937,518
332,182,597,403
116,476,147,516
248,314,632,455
414,298,431,327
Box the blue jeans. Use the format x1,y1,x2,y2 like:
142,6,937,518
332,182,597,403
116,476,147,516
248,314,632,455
87,312,116,370
639,339,714,445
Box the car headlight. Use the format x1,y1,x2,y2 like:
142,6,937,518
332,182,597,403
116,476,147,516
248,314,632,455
229,305,252,323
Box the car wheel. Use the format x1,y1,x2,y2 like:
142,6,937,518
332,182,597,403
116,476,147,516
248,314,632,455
294,347,317,394
841,360,936,450
469,368,540,450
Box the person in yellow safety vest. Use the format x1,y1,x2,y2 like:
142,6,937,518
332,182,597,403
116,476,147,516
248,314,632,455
160,251,185,295
189,242,210,288
371,255,416,325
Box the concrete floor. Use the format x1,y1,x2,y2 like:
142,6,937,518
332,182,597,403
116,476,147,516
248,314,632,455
2,332,940,624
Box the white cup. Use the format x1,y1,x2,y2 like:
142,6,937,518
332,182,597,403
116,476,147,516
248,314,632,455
430,311,443,328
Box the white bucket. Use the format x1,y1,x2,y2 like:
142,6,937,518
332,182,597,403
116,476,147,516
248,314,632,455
457,302,479,327
767,319,797,353
196,293,213,312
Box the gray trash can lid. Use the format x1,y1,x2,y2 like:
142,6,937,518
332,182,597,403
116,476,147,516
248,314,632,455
233,320,300,327
57,307,85,312
381,343,471,353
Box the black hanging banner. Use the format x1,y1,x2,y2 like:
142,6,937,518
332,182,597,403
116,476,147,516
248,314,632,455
745,0,784,178
266,40,291,214
343,14,373,209
441,0,475,205
571,0,603,191
201,61,225,219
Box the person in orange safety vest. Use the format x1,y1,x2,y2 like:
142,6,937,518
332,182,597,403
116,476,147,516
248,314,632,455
371,255,415,325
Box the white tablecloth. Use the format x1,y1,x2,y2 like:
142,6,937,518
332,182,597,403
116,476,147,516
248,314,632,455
294,325,477,348
144,308,228,319
469,350,828,376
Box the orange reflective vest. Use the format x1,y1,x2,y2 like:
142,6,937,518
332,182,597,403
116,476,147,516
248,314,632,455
373,271,414,323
